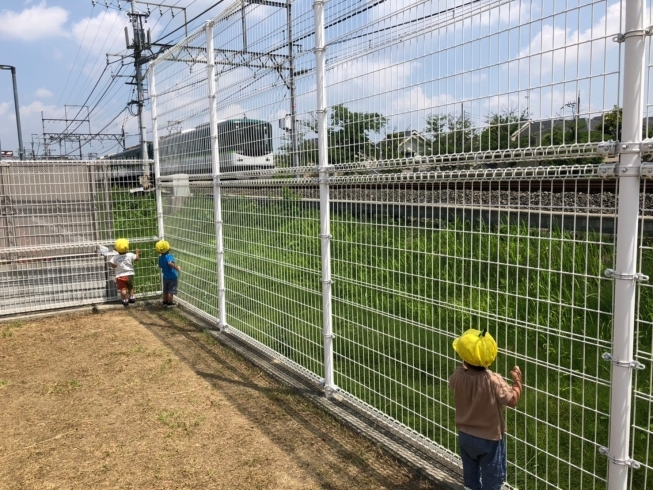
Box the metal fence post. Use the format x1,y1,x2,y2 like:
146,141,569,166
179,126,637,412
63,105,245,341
605,0,646,487
148,66,164,242
314,0,335,393
206,21,227,330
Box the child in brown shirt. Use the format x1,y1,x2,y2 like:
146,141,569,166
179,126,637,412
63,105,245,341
449,329,522,490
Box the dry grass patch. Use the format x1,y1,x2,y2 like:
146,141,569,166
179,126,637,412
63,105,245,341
0,305,443,490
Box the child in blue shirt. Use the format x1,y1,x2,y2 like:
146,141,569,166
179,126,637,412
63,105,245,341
155,240,181,307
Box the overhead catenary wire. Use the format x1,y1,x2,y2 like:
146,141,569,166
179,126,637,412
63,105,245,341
153,0,226,45
68,6,130,105
56,61,128,139
62,106,129,156
68,0,486,157
64,6,112,111
56,2,97,108
49,62,130,157
55,3,135,151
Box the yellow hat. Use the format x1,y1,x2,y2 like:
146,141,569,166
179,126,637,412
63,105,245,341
452,328,498,367
155,240,170,254
114,238,129,254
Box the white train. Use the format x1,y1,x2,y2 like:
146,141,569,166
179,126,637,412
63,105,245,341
159,118,274,174
101,118,274,183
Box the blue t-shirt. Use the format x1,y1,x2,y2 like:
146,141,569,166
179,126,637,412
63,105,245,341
158,253,178,280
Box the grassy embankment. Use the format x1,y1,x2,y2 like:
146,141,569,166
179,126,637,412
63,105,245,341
142,190,653,490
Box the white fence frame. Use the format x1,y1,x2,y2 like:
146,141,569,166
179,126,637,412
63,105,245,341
149,0,653,490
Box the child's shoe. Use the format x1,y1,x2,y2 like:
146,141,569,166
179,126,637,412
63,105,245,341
122,300,129,307
129,296,136,304
166,302,177,308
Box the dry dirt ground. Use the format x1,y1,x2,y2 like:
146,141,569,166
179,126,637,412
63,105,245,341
0,304,443,490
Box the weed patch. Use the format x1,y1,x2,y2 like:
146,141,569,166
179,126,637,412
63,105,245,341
1,321,24,338
156,409,205,434
42,379,80,395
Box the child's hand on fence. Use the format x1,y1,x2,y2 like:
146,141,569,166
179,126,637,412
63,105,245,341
510,366,522,384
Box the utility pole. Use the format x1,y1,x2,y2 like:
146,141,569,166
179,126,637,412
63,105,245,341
100,0,187,186
0,65,24,160
286,0,299,169
126,1,152,187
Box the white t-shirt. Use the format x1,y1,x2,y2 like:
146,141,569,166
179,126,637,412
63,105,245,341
110,253,138,278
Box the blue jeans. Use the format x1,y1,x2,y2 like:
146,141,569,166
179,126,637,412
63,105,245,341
459,431,506,490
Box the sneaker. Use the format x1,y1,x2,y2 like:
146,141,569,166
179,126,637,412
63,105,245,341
129,297,136,304
122,300,129,307
166,302,177,308
161,301,168,306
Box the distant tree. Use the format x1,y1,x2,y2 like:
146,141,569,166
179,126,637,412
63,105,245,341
292,104,389,166
595,105,622,142
328,104,388,164
425,113,476,155
276,134,319,168
478,109,530,151
594,105,653,141
540,117,603,146
537,117,603,165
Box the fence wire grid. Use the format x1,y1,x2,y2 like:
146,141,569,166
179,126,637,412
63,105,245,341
2,0,653,489
0,161,160,315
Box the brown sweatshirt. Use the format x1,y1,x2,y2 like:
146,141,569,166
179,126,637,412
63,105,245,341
449,364,522,441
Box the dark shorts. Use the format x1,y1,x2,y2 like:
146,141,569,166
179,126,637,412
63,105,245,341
163,278,178,295
458,431,506,490
116,276,133,291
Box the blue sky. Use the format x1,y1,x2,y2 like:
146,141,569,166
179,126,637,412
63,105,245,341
0,0,224,158
0,0,628,158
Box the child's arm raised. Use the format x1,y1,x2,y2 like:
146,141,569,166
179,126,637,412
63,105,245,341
507,366,523,408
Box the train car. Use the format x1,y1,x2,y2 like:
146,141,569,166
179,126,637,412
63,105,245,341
159,118,274,174
99,143,154,186
100,118,273,180
99,143,154,161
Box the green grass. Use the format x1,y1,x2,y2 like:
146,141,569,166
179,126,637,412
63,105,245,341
98,188,161,296
142,191,653,490
156,409,205,434
1,321,24,338
43,379,80,395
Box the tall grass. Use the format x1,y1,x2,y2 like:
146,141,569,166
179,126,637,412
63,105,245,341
105,189,160,296
160,191,652,490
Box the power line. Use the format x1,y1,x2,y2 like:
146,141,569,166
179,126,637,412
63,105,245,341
68,6,126,108
153,0,225,44
57,65,110,136
65,7,112,108
62,107,129,156
56,2,97,107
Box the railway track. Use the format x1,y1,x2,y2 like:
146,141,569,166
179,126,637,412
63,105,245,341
217,176,653,235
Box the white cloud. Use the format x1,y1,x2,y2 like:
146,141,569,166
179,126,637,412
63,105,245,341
35,88,52,98
217,104,248,121
71,10,132,55
20,99,61,117
0,100,62,154
519,3,620,68
0,2,69,40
